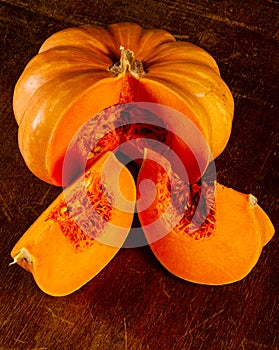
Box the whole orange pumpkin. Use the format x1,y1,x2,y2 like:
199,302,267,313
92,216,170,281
14,22,234,185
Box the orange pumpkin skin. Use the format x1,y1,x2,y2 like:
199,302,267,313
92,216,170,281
137,151,275,285
10,152,136,296
13,22,234,185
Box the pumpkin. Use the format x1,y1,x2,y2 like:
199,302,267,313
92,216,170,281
10,152,136,296
13,22,234,186
137,149,275,285
11,23,274,294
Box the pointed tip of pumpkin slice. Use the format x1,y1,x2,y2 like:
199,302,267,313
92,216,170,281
10,247,34,273
10,152,136,296
251,201,275,246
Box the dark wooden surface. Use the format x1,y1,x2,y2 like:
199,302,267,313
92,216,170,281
0,1,278,349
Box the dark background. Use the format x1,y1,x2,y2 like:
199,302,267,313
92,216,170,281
0,0,278,349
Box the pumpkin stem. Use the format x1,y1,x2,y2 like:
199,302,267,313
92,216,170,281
109,46,145,78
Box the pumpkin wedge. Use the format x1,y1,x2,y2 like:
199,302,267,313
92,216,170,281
10,152,136,296
13,22,233,185
137,150,275,285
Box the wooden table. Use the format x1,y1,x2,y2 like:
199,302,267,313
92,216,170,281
0,1,278,349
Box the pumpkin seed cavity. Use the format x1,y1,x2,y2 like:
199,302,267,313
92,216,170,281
174,182,216,240
76,104,172,165
46,171,113,251
156,168,216,240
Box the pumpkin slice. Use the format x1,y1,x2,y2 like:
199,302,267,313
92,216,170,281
10,152,136,296
137,149,275,285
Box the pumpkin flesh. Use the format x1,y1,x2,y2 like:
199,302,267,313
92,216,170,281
10,152,136,296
